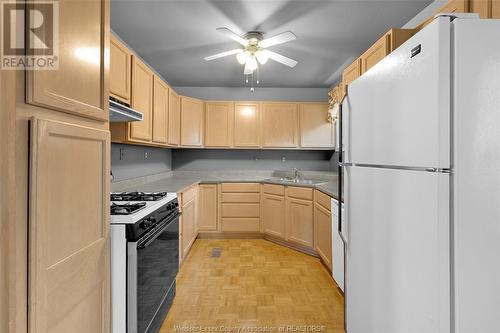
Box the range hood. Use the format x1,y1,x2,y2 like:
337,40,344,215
109,99,143,122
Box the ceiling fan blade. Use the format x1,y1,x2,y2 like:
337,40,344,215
204,49,242,61
259,31,296,48
216,27,249,46
266,50,298,68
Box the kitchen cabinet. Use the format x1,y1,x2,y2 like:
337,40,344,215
221,183,261,232
286,187,314,248
342,58,362,94
129,56,154,142
314,191,332,270
299,103,334,148
152,76,169,145
26,0,109,122
180,97,204,147
180,186,198,261
417,0,468,29
234,103,260,147
262,185,286,239
198,184,218,232
261,103,298,148
205,102,233,147
470,0,490,18
492,0,500,18
360,28,415,74
29,118,110,332
168,89,181,146
110,34,132,104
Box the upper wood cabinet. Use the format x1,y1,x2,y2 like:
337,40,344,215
493,0,500,18
234,103,260,148
205,102,233,147
261,103,298,148
110,35,132,104
168,90,181,146
26,0,109,122
152,76,169,145
29,118,110,333
129,56,154,142
198,184,218,232
342,58,362,94
360,29,415,74
299,103,334,148
180,97,204,147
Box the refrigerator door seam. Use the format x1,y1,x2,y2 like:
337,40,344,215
340,162,452,173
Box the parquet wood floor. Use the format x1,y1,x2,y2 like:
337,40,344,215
160,239,345,333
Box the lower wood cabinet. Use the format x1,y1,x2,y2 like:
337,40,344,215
30,118,110,332
179,186,198,261
286,187,314,248
220,183,261,232
314,190,332,270
262,191,286,239
198,184,218,232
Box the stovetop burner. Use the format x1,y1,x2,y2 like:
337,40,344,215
110,202,146,215
111,192,168,202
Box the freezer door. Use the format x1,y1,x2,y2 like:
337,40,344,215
453,18,500,333
345,166,450,333
346,17,450,168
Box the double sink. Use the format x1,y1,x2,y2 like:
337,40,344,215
263,177,328,186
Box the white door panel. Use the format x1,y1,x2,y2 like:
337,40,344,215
347,18,450,168
453,18,500,333
345,166,450,333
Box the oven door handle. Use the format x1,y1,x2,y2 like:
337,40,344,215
137,214,179,249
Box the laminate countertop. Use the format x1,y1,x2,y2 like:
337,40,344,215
111,171,340,200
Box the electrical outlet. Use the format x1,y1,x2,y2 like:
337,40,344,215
281,156,286,163
144,151,148,160
119,148,125,160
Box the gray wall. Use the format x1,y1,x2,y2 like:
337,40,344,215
111,143,172,181
173,87,328,102
172,149,334,172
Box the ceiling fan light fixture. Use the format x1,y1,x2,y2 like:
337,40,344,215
236,50,249,65
246,55,258,71
255,50,269,65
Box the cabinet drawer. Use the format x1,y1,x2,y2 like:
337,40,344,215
221,218,260,232
262,184,285,196
180,185,198,206
221,193,260,203
221,183,260,193
221,203,260,218
314,190,331,211
287,186,313,200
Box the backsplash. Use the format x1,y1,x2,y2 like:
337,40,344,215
172,149,334,172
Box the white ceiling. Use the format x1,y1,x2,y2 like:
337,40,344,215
111,0,433,88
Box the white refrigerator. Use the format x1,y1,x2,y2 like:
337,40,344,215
340,15,500,333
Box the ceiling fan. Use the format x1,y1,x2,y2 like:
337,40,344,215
204,27,298,75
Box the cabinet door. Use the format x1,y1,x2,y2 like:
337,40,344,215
261,103,298,148
299,103,334,148
314,203,332,270
181,198,196,259
342,58,362,92
168,90,181,146
262,193,285,238
152,76,169,145
234,103,260,147
129,56,153,142
205,102,233,147
110,35,131,104
360,34,390,74
180,97,204,147
29,119,110,333
469,0,490,18
26,0,109,121
198,184,218,232
492,0,500,18
286,198,314,248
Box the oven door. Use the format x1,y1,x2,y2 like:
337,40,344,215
127,213,179,333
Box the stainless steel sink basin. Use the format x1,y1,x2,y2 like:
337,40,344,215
264,177,328,185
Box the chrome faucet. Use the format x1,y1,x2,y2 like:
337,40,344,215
294,168,300,182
